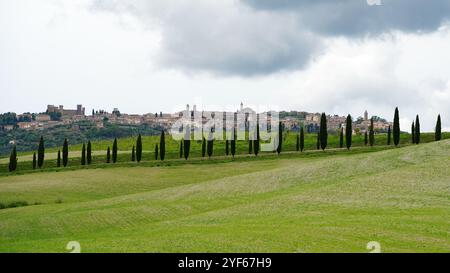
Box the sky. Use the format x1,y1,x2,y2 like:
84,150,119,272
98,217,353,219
1,0,450,131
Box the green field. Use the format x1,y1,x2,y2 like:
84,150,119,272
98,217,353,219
0,139,449,253
1,132,448,175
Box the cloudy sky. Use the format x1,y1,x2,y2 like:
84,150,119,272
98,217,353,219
1,0,450,131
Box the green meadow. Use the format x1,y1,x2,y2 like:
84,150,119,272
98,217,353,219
0,137,448,252
1,132,447,174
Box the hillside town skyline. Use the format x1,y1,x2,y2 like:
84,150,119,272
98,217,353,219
0,103,392,135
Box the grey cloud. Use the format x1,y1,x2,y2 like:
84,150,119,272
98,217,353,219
91,0,450,76
243,0,450,36
91,0,322,76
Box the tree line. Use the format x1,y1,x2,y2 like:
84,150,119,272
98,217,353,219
6,109,445,172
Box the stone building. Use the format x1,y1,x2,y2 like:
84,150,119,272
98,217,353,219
47,104,85,117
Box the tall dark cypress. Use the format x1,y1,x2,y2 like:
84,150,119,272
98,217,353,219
179,140,183,158
8,146,17,172
131,145,136,162
316,131,320,150
300,127,305,152
207,132,214,158
320,113,328,150
32,152,37,169
183,127,190,160
37,136,45,168
435,114,442,141
57,150,61,167
415,115,420,144
225,140,229,156
411,122,415,144
81,143,86,166
276,121,282,154
155,144,159,160
254,118,260,156
369,117,375,147
387,126,391,145
106,147,111,163
231,128,236,158
339,128,344,148
87,141,92,165
345,114,352,150
364,131,368,146
159,130,165,161
62,138,68,167
136,134,142,163
112,138,118,163
393,107,400,146
201,137,206,157
248,140,253,154
296,133,300,151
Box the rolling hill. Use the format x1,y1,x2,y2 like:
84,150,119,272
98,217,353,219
0,139,449,252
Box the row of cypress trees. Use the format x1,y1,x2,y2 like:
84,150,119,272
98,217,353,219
5,110,446,171
112,131,167,164
298,109,442,153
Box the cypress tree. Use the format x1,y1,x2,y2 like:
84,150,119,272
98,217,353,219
411,122,415,144
183,138,190,160
345,114,352,150
387,126,391,145
32,152,37,169
339,128,344,148
37,136,45,168
87,141,92,165
81,143,86,166
136,134,142,163
131,145,136,162
207,132,214,158
435,114,442,141
8,146,17,172
179,140,183,158
415,115,420,144
112,138,118,163
300,127,305,152
155,144,159,160
248,140,253,154
277,121,282,154
296,133,300,151
225,140,229,156
254,118,260,156
57,150,61,167
369,117,375,147
62,138,68,167
393,107,400,146
320,113,328,150
231,128,236,158
159,130,165,161
201,137,206,158
364,131,368,146
106,147,111,163
316,131,320,150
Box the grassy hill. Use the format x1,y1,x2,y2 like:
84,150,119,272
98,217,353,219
0,139,449,252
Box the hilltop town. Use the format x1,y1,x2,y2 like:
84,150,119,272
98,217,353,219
0,103,391,135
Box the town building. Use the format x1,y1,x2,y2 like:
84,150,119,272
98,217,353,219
47,104,85,117
35,114,51,122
